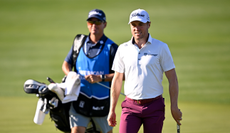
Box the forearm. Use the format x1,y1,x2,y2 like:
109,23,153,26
169,79,179,109
62,61,72,75
100,73,125,82
165,69,179,107
107,72,123,127
165,68,182,125
109,72,123,112
103,73,114,82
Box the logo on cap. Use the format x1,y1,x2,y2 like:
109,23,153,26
87,9,106,22
131,13,145,18
89,11,102,17
128,9,150,24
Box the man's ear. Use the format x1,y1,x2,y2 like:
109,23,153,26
103,22,107,28
148,22,151,29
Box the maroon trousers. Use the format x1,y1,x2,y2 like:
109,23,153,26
119,97,165,133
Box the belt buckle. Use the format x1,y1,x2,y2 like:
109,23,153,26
136,100,141,104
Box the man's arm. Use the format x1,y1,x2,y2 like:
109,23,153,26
165,68,182,125
63,60,115,83
85,73,115,83
62,61,72,75
107,71,123,127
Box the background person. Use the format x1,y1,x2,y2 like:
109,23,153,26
62,9,118,133
107,9,182,133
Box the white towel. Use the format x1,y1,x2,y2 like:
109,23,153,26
62,72,81,103
65,72,81,95
48,72,81,103
33,98,46,125
48,83,65,101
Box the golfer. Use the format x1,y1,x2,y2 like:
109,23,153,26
107,9,182,133
62,9,118,133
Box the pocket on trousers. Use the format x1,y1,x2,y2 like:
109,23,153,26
121,99,127,109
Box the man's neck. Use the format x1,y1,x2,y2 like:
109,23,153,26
90,33,103,44
134,34,149,49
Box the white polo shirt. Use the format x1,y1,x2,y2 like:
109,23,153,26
112,34,175,100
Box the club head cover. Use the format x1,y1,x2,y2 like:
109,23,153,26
24,79,47,94
48,83,64,101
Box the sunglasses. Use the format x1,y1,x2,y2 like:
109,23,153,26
87,20,103,25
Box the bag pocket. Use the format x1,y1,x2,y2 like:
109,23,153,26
73,93,110,117
91,97,110,117
73,93,92,116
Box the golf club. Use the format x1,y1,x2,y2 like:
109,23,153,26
96,82,125,96
177,124,180,133
47,77,55,83
79,74,126,96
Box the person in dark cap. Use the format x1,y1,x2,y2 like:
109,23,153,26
62,9,118,133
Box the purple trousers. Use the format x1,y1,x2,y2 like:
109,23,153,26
119,97,165,133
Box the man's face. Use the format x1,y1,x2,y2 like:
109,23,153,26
87,18,106,35
130,21,150,40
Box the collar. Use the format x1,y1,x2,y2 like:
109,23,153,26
87,33,107,45
131,33,152,45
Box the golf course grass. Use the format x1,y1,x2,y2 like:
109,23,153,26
0,0,230,132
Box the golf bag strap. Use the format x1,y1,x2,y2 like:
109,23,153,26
85,119,100,133
91,119,97,132
72,34,87,71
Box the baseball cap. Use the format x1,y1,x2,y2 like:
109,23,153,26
128,9,150,24
87,9,106,22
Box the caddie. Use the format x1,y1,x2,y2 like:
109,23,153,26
62,9,118,133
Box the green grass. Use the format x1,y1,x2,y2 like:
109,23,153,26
0,0,230,132
1,97,230,133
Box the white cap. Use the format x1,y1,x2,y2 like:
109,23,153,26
128,9,150,24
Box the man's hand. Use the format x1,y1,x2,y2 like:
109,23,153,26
171,107,182,125
107,111,117,127
85,74,101,83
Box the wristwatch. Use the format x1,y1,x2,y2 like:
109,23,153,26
100,75,105,82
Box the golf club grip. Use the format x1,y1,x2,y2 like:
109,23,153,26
177,124,180,133
47,77,55,83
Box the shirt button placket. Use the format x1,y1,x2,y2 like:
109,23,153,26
138,52,141,66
